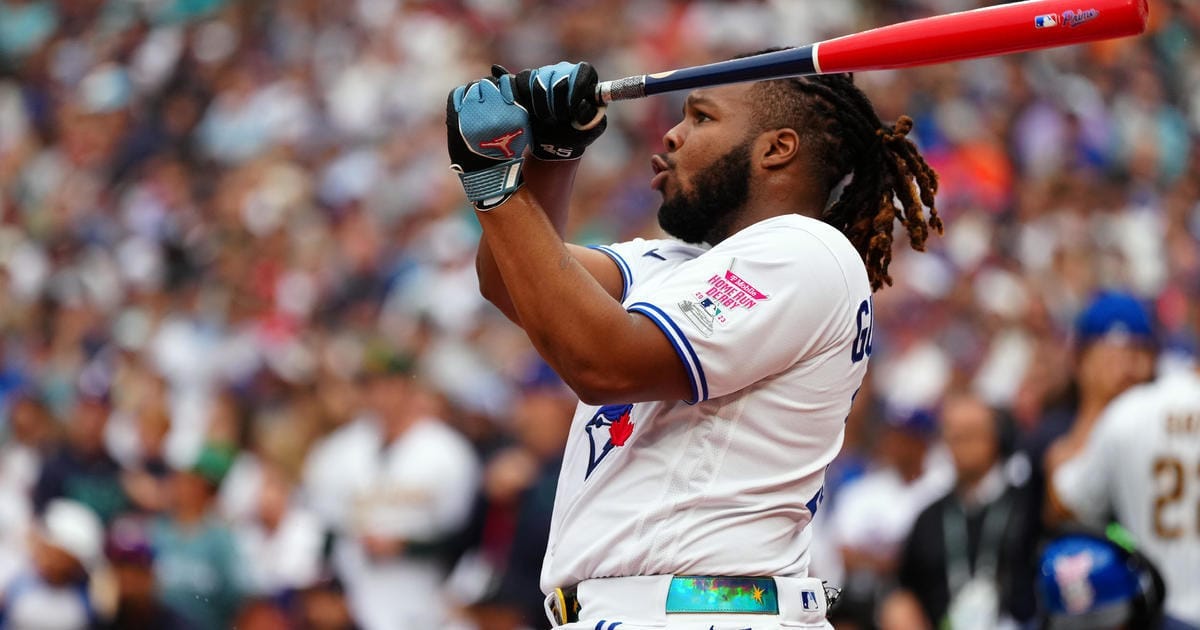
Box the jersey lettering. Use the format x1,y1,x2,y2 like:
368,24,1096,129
851,298,873,363
1152,454,1200,539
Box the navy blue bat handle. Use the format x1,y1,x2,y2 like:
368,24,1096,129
594,45,818,104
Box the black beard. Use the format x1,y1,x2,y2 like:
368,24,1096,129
657,140,753,245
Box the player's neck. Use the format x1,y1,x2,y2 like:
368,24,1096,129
717,192,823,242
705,170,824,243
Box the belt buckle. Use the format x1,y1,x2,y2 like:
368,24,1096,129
665,576,780,615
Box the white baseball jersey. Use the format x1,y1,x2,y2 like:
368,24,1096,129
541,213,874,592
1053,368,1200,625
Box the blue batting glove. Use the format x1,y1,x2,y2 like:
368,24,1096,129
446,74,532,211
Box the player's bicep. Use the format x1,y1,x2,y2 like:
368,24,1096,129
568,243,626,303
568,309,694,406
480,242,625,325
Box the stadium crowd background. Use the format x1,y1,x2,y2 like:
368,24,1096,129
0,0,1196,629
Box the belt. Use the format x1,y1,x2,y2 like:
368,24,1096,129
546,576,780,625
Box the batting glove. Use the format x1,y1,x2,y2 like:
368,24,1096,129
499,62,607,161
446,75,532,211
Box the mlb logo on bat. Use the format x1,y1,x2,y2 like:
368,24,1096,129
1034,14,1058,28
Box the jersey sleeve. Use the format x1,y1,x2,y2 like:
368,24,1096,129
1051,400,1126,526
624,225,866,403
587,238,704,303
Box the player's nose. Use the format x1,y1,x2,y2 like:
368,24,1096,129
662,120,684,152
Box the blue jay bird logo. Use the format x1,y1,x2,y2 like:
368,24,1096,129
584,404,634,480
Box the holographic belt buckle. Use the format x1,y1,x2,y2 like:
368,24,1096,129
665,576,779,614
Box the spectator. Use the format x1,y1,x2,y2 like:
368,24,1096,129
33,391,129,524
302,353,480,630
233,460,324,599
888,393,1040,629
470,361,576,630
116,403,173,514
0,498,103,630
0,2,1192,629
0,394,54,590
98,516,195,630
1,394,55,498
825,409,952,629
1035,291,1157,488
1048,356,1200,628
150,443,243,630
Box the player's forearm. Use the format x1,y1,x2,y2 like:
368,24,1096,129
476,158,580,321
478,191,646,403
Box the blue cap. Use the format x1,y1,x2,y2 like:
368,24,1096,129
1074,292,1154,347
1038,534,1139,628
884,406,938,437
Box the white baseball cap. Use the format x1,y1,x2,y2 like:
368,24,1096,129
39,499,104,571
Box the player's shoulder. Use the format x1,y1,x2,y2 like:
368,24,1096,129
717,213,868,291
721,214,861,262
592,237,707,266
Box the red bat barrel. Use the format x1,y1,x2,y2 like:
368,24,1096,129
816,0,1149,74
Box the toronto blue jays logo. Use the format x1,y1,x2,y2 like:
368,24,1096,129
584,404,635,480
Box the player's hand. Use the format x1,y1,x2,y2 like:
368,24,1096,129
497,62,607,161
446,75,532,210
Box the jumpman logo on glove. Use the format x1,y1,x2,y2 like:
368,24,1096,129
478,129,525,158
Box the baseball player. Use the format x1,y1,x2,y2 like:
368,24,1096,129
1049,363,1200,629
445,55,942,629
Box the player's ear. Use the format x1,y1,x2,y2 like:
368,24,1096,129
758,128,800,169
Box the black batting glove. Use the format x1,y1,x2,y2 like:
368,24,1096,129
494,62,608,161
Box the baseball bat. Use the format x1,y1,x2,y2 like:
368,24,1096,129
595,0,1149,103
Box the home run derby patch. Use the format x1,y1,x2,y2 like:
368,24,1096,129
678,270,768,337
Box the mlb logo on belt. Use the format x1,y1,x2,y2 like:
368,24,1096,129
801,590,821,611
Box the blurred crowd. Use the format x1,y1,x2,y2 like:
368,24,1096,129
0,0,1196,629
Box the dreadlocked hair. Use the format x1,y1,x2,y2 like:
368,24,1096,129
750,66,942,291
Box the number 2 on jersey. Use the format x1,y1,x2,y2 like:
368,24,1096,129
1152,455,1200,539
851,298,873,363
